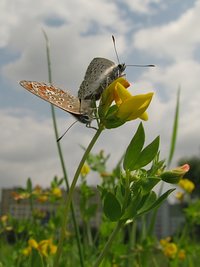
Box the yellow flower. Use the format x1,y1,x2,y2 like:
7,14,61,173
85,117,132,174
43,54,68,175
28,238,38,249
81,164,90,176
176,191,184,201
11,191,30,200
163,243,178,259
160,236,171,246
38,239,57,257
38,240,49,257
37,194,48,203
178,249,186,260
22,246,32,256
32,185,42,195
50,244,57,254
114,82,152,121
178,178,195,193
51,187,62,198
0,215,8,223
99,78,153,129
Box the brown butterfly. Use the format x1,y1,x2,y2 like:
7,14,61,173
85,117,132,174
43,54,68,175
19,80,93,125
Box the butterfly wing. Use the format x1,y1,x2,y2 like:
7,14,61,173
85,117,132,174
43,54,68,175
20,80,84,115
78,57,118,100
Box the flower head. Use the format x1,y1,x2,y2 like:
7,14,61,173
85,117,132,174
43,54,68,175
81,164,90,176
178,178,195,193
99,78,154,129
51,187,62,198
161,164,190,184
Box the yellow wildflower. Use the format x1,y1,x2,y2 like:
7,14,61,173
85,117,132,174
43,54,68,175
178,178,195,193
113,82,152,121
37,195,48,203
38,240,49,257
176,191,184,201
28,238,38,249
160,236,171,246
37,239,57,257
22,246,32,256
178,249,186,260
32,185,42,195
0,215,8,223
12,191,30,200
163,242,178,259
51,187,62,198
50,244,57,254
81,164,90,176
99,78,153,129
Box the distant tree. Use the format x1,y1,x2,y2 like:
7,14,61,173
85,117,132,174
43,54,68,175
178,156,200,198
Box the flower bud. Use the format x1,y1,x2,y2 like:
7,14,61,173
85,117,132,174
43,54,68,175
160,164,190,184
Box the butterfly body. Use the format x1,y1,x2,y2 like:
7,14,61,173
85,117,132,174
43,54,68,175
78,57,126,100
19,80,93,124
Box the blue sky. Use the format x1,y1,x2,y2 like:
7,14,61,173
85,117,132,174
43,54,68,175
0,0,200,196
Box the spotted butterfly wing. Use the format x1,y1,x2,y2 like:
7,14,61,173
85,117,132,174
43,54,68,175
78,57,126,100
19,81,93,124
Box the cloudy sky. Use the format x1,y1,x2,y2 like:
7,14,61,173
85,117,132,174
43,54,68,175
0,0,199,193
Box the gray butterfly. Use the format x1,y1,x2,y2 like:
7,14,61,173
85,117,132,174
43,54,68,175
78,57,126,100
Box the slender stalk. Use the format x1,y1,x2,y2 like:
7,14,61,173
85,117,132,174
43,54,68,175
53,126,104,267
93,221,123,267
43,30,85,267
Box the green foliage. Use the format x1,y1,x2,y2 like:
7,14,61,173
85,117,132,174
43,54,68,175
103,192,122,221
123,123,160,171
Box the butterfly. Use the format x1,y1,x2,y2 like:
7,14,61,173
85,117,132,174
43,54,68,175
19,81,93,125
78,57,126,101
20,58,125,125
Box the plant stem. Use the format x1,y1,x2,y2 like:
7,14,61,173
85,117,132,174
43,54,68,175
53,126,104,267
93,221,123,267
43,30,85,267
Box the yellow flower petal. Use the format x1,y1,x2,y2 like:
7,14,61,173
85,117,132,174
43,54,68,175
99,78,130,115
139,111,148,121
80,164,90,176
22,246,32,256
116,93,153,121
50,244,57,254
28,239,38,249
114,82,132,105
51,187,62,198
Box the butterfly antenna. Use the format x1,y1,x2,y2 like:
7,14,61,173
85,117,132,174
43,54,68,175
126,64,155,67
112,35,120,64
57,120,78,142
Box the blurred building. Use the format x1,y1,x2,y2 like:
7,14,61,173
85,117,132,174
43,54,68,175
0,187,184,236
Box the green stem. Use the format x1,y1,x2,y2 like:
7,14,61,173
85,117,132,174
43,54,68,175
93,221,123,267
53,126,104,267
43,30,85,267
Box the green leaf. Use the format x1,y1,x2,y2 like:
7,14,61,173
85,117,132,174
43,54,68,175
26,178,32,193
133,136,160,169
137,191,157,214
138,189,175,216
123,123,145,171
167,88,180,166
121,190,142,220
140,177,161,195
103,192,122,221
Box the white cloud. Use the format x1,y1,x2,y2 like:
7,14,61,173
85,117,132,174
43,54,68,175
133,0,200,61
122,0,164,14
